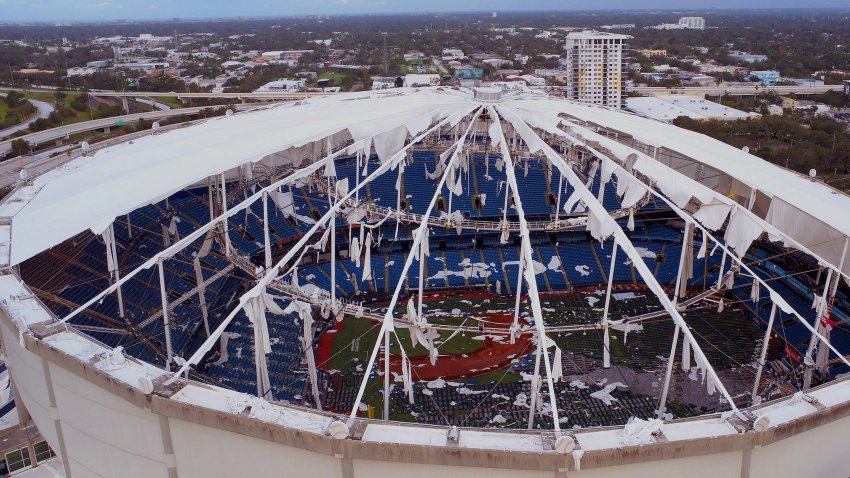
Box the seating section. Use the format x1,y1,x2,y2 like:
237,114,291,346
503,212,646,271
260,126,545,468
21,149,850,401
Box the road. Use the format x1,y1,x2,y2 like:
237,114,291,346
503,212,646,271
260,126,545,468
3,82,843,99
0,92,55,139
0,117,211,188
87,90,331,100
134,98,171,111
0,102,263,157
626,84,840,97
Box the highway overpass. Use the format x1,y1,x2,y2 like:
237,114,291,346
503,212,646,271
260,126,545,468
0,103,263,157
627,84,841,97
87,90,331,101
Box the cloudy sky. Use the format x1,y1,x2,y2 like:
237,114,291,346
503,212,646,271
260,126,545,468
0,0,848,21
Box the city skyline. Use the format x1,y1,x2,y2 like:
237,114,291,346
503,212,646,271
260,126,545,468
1,0,850,22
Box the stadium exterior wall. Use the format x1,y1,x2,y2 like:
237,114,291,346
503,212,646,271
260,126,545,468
4,307,850,477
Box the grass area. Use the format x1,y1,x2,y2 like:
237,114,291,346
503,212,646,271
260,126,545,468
317,72,349,85
0,89,56,103
325,315,379,373
154,96,185,109
390,327,483,357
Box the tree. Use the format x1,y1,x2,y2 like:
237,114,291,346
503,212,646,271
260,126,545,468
2,91,26,108
54,88,67,107
10,138,30,156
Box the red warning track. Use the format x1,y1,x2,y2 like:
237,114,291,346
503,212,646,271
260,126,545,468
316,319,343,370
384,310,532,381
317,297,533,381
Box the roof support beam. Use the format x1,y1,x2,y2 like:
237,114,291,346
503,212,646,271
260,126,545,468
157,258,173,367
497,104,741,414
600,243,618,369
546,116,850,376
59,137,368,327
489,105,562,432
170,106,477,384
347,107,483,424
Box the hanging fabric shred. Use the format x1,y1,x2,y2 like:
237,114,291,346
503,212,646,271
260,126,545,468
351,236,362,268
751,280,760,303
101,224,118,275
420,227,430,260
242,292,287,400
627,208,635,231
361,231,373,282
407,297,418,326
678,224,695,298
697,230,708,260
429,345,439,366
282,300,321,408
401,356,414,404
499,219,510,244
324,156,336,178
291,266,299,289
552,346,564,382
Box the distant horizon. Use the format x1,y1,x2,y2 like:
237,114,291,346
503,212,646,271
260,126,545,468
1,1,849,24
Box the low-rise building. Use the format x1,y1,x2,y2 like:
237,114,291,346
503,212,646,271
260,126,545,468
729,51,768,64
750,70,781,86
67,67,97,76
86,59,112,69
641,49,668,58
520,74,545,86
261,50,313,61
453,66,484,79
626,95,757,122
254,79,306,93
442,49,466,61
404,74,440,87
600,24,635,30
404,51,426,61
371,76,399,90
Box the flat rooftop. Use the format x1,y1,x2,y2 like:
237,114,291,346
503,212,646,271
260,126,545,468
626,95,758,122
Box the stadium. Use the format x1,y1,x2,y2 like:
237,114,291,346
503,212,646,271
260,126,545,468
1,86,850,477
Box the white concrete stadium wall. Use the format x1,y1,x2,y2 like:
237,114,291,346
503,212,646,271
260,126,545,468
749,412,850,477
167,418,341,478
5,307,850,478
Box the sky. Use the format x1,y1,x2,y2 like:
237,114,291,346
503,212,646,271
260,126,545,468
1,0,849,22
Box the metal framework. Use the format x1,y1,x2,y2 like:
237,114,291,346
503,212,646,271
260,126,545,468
37,89,850,443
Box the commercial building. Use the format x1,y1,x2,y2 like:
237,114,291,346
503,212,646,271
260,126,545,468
626,95,757,122
652,17,705,30
729,51,768,64
441,48,466,61
565,30,630,108
678,17,706,29
452,66,484,80
66,67,98,77
261,50,313,61
641,49,668,58
254,79,306,92
404,74,440,87
750,70,781,86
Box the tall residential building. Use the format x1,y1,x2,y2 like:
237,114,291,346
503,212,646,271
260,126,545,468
565,31,631,108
